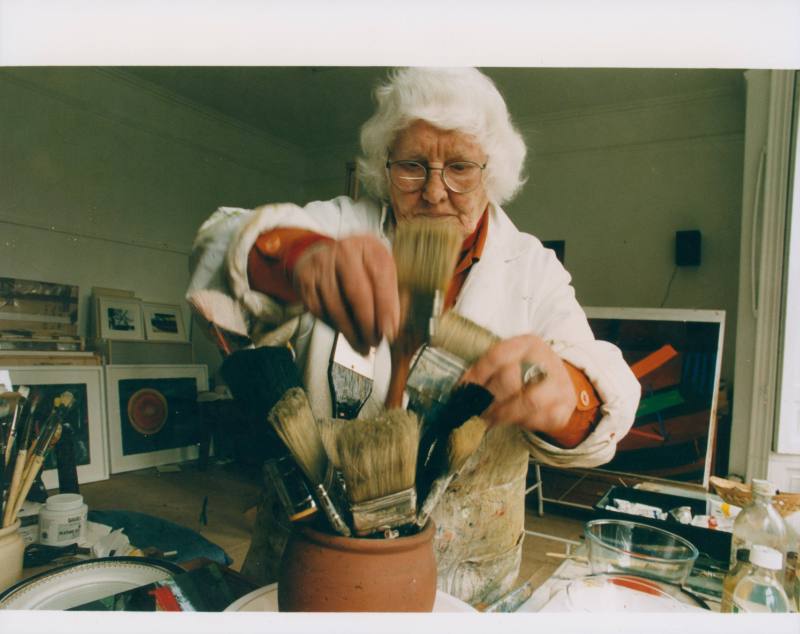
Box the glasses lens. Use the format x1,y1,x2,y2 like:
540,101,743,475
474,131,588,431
443,162,482,193
389,161,427,192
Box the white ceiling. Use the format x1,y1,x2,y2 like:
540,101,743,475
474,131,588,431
122,67,745,149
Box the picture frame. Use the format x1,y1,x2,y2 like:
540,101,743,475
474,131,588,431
96,296,145,341
142,302,187,342
5,365,109,488
105,364,208,473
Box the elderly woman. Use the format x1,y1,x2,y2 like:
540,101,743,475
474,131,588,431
188,67,639,606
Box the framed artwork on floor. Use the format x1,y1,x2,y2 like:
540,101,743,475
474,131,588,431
142,302,187,342
5,365,109,488
96,296,145,341
105,364,208,473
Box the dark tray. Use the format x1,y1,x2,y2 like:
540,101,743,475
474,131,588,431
594,485,732,567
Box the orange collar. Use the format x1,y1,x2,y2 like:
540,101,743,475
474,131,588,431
455,209,489,274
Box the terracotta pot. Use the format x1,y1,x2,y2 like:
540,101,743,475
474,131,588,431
0,520,25,592
278,522,437,612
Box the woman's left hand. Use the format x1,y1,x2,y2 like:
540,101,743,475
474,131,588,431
459,334,577,436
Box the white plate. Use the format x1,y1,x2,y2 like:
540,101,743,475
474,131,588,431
225,583,475,612
0,558,182,610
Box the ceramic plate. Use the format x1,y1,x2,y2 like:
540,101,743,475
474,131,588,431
225,583,475,612
541,574,705,613
0,557,184,610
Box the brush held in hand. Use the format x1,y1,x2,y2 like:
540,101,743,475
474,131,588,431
386,220,461,408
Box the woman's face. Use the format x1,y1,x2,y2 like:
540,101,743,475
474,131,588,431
388,120,489,238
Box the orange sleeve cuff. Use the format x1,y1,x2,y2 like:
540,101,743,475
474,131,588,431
247,228,334,304
540,361,601,449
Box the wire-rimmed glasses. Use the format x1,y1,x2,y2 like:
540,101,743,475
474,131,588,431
386,160,487,194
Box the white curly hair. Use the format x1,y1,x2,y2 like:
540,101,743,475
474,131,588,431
357,67,527,206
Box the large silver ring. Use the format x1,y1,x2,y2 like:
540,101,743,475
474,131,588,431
521,362,547,386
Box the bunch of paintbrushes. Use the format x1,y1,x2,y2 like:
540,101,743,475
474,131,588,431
1,389,73,528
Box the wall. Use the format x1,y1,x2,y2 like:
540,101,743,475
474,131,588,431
0,68,307,380
507,88,745,384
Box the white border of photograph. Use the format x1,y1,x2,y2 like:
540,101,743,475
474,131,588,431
105,364,208,473
142,302,187,343
5,365,109,488
96,296,145,341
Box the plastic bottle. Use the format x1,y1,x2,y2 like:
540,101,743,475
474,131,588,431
731,545,791,612
729,479,787,568
720,548,751,613
784,511,800,611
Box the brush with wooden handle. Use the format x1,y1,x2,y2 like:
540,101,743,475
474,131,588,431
336,409,420,537
385,220,460,408
1,389,42,524
2,387,29,467
416,416,488,528
4,391,73,527
9,423,62,524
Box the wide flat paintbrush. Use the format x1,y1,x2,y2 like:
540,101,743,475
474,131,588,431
336,409,419,536
385,220,460,408
431,310,548,384
269,386,351,537
416,416,488,528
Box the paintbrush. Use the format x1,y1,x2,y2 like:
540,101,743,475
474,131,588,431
1,389,41,519
268,387,351,536
335,409,419,536
431,310,548,385
2,387,29,467
4,391,72,527
416,416,488,528
415,382,493,498
385,220,460,408
8,423,62,525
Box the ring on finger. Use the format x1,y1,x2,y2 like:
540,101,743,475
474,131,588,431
521,362,547,386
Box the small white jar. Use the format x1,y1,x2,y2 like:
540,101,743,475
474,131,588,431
38,493,88,546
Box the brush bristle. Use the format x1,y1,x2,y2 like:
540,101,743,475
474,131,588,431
318,418,341,468
393,220,461,293
268,387,328,485
336,409,419,504
393,220,460,338
431,311,499,364
447,416,488,472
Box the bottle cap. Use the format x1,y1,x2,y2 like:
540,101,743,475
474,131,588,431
749,544,783,570
45,493,84,512
752,479,775,497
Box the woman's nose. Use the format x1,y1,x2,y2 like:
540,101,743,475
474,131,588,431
421,167,448,204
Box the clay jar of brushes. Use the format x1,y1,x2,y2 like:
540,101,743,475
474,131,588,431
277,521,437,612
0,519,25,591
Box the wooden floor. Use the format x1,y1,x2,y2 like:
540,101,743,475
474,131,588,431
80,461,587,594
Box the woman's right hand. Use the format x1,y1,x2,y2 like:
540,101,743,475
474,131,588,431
292,234,400,355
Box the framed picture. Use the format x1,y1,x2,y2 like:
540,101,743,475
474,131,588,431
5,365,109,488
142,302,187,342
105,364,208,473
96,296,144,341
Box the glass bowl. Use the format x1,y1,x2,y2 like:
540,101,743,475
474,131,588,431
584,519,699,584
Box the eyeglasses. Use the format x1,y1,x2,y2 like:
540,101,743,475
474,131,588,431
385,160,487,194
